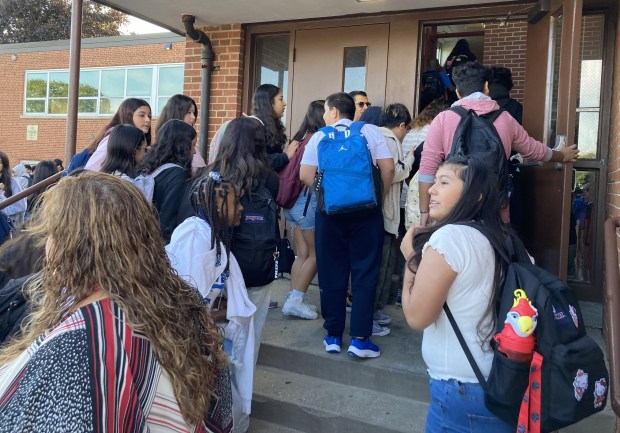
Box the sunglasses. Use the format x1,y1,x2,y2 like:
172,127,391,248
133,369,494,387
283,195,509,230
357,101,372,108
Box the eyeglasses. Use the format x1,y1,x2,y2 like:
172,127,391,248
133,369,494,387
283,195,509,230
357,101,371,108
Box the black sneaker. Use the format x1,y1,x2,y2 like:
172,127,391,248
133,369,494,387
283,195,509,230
269,300,278,309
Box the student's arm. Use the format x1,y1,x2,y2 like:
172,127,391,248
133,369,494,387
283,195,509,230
300,164,317,188
402,246,456,330
377,157,395,201
418,181,432,227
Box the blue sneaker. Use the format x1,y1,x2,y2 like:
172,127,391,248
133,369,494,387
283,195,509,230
347,337,380,358
323,335,342,353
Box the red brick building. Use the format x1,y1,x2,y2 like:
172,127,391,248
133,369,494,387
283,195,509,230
0,32,185,165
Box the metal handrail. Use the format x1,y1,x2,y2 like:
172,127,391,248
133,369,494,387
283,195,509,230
604,217,620,417
0,171,64,212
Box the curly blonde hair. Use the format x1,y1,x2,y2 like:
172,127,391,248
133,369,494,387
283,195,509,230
0,172,227,425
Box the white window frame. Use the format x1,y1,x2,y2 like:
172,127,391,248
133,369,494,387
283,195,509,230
23,63,184,117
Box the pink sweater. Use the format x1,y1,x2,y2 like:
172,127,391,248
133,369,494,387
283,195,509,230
418,98,552,183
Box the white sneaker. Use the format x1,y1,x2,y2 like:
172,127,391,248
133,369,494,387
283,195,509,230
304,300,317,312
282,295,318,320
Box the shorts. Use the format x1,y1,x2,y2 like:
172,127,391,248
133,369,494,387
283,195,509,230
284,191,316,230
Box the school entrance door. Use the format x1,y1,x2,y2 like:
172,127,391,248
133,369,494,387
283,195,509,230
289,24,389,133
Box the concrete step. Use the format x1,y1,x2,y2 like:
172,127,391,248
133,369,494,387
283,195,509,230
254,279,617,432
251,365,427,433
247,418,305,433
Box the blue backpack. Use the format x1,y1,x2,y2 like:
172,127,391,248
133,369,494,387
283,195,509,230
315,122,381,215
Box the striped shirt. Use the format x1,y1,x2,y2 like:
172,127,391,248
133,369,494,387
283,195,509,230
0,299,232,433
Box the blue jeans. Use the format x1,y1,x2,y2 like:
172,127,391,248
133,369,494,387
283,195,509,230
284,191,316,230
425,379,514,433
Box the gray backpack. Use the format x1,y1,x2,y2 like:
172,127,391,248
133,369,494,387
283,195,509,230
133,163,182,202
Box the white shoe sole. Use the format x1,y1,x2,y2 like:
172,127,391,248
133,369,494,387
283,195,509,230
374,317,392,325
282,309,318,320
324,341,341,353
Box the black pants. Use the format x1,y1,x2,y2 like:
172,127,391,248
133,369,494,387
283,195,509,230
315,209,383,338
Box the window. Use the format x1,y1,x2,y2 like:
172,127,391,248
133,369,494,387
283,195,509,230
24,64,184,117
253,35,290,124
343,47,367,94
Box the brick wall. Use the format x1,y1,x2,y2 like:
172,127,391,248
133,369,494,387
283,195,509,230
609,6,620,266
0,38,184,166
483,19,528,103
184,24,245,142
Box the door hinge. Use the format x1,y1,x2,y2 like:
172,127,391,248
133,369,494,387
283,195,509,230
600,158,607,167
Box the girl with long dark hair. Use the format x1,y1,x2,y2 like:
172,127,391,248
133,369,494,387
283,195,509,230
400,156,512,433
100,124,148,179
166,173,253,432
81,98,152,172
139,119,196,242
280,100,325,320
251,84,298,171
0,151,27,222
26,160,58,215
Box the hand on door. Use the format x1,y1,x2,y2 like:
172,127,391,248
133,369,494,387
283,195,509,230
552,144,579,163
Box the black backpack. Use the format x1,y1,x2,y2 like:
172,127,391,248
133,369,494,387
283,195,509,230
448,107,510,203
421,70,445,100
0,275,30,345
231,179,279,288
445,225,609,432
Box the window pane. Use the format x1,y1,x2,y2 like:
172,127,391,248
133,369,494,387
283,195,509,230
26,73,48,98
127,68,152,96
48,98,68,114
100,97,124,114
158,96,170,115
575,111,599,159
101,69,125,97
78,99,97,113
343,47,367,94
26,100,45,113
255,36,289,90
49,71,69,97
79,70,99,97
157,66,183,96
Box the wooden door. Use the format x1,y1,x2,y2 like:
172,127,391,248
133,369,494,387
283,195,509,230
288,24,389,133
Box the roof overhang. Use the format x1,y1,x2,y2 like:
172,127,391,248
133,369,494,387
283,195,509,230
93,0,518,35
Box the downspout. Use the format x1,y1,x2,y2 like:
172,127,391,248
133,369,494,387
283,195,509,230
182,15,214,160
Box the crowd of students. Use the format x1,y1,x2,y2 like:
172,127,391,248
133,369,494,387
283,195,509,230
0,56,580,433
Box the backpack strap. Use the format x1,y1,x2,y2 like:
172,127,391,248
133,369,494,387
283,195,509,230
449,106,469,118
349,121,366,134
443,303,488,389
480,109,504,124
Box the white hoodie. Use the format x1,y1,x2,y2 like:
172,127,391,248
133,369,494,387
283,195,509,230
166,217,256,415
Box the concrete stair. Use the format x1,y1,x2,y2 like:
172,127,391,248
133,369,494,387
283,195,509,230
247,278,617,433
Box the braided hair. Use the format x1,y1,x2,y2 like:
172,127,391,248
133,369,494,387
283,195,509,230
189,172,237,272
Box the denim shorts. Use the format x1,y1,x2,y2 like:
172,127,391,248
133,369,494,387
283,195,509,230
425,378,514,433
284,191,316,230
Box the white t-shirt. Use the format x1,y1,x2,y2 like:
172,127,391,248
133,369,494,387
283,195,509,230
421,224,495,383
300,119,393,166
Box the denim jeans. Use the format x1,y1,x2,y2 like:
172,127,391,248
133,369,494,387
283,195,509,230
425,378,514,433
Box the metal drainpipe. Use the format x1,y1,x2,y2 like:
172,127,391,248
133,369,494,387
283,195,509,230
182,15,214,161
